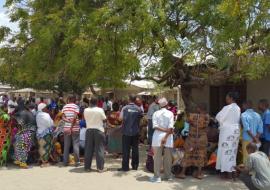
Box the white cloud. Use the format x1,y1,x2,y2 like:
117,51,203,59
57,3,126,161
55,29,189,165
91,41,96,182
0,10,18,32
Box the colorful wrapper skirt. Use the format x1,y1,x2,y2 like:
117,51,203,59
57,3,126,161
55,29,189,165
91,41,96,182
107,126,122,154
38,133,53,162
0,121,11,166
14,130,35,164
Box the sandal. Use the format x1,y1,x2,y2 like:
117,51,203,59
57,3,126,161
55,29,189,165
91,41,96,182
19,162,29,169
195,174,204,180
176,174,186,179
14,160,20,165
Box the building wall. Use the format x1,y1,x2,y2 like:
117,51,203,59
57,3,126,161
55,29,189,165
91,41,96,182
247,76,270,105
191,86,210,110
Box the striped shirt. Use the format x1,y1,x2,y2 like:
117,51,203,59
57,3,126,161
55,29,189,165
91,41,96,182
62,103,80,133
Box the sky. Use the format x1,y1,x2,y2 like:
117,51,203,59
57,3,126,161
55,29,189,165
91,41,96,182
0,0,18,31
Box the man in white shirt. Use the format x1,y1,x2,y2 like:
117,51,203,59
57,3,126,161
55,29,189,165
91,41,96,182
84,97,107,172
150,97,174,183
8,96,18,114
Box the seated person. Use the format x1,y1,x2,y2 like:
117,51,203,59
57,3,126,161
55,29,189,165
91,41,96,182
236,142,270,190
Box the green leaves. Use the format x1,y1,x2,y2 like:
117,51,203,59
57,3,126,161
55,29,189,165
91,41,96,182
0,27,11,42
0,0,269,93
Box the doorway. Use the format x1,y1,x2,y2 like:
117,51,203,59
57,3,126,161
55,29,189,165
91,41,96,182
209,83,247,116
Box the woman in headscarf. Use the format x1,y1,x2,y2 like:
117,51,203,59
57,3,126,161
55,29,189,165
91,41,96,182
176,103,210,179
215,92,241,179
36,103,54,167
13,102,37,168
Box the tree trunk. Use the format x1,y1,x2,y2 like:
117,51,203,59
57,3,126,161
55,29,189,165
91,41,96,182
181,85,196,112
90,85,98,96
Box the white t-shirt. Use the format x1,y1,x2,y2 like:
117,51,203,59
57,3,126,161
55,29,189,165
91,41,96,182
152,108,174,148
84,107,106,132
36,111,54,135
8,100,18,114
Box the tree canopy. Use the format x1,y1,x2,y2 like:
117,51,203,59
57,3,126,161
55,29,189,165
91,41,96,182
0,0,269,98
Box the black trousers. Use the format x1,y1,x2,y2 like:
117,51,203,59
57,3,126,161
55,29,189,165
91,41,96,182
84,129,105,170
148,119,154,145
239,174,259,190
122,135,139,170
261,139,270,156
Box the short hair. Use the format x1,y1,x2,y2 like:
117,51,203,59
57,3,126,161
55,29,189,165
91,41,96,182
259,99,269,107
246,142,257,152
68,96,76,103
227,91,239,102
112,102,120,112
129,94,137,103
90,97,98,106
243,100,253,107
83,97,89,104
197,103,208,112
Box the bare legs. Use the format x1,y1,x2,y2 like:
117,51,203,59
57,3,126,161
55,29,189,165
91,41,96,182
176,167,203,179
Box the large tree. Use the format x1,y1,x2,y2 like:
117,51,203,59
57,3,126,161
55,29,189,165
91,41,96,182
133,0,270,109
0,0,269,108
0,0,147,94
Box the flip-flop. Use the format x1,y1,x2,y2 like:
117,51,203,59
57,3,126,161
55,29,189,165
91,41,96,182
176,174,186,179
195,175,203,180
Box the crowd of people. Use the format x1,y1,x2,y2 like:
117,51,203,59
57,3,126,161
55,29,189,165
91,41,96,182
0,92,270,190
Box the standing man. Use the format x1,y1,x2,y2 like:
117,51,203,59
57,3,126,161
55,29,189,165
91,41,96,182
258,99,270,157
118,94,143,172
150,98,174,183
84,98,107,172
62,96,80,167
241,100,263,164
147,96,159,145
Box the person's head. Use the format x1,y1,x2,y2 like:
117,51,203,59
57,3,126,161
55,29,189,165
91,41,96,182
242,100,253,111
12,96,16,101
90,97,98,107
258,99,269,112
136,97,142,106
24,100,31,111
246,142,258,154
176,112,185,121
83,97,89,104
105,97,109,102
38,103,48,112
196,103,208,114
40,97,44,102
153,95,159,104
68,96,76,103
112,102,120,112
168,100,175,107
129,94,137,103
158,97,168,108
226,92,239,105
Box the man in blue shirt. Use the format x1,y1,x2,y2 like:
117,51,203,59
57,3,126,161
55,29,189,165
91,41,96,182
118,94,143,172
241,100,263,163
258,99,270,156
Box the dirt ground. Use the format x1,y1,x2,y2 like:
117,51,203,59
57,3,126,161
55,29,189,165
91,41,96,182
0,147,248,190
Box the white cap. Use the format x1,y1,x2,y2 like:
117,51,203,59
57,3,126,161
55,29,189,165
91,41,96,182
158,97,168,107
38,103,47,111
